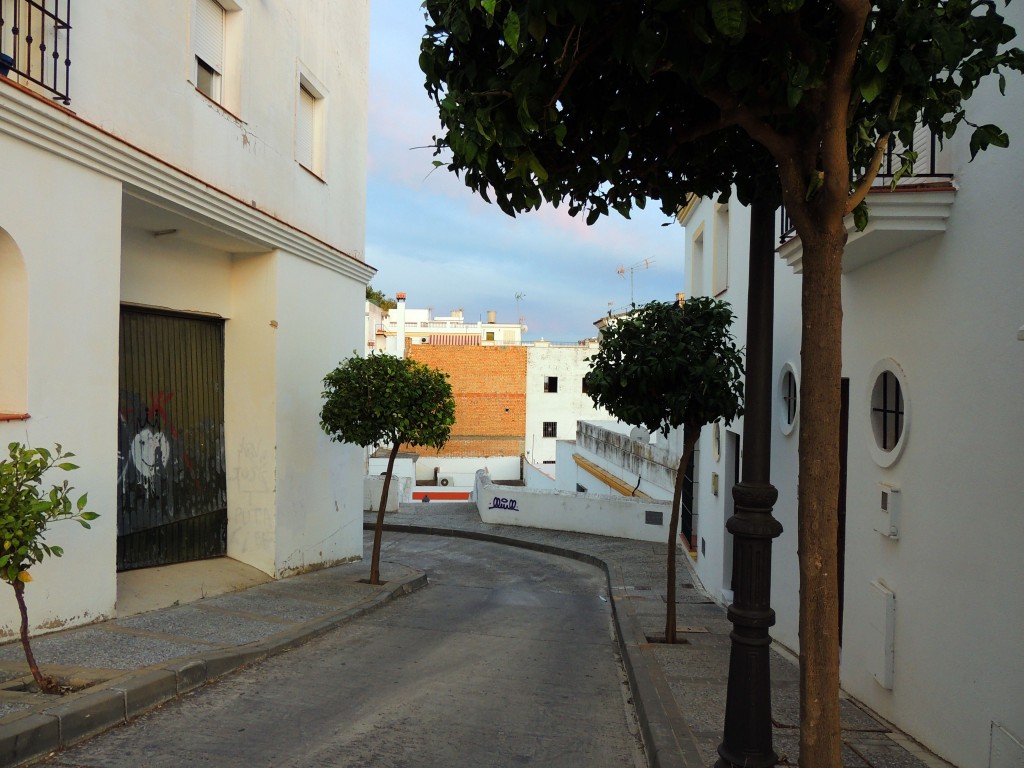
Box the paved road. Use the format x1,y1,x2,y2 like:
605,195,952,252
40,533,646,768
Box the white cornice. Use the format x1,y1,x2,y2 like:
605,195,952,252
0,84,375,282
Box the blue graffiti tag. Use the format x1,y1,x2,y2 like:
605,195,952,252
488,496,519,511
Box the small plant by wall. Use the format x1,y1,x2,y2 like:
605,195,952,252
0,443,98,693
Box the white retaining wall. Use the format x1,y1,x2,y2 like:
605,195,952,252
475,471,671,543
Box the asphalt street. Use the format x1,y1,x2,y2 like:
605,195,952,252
35,533,646,768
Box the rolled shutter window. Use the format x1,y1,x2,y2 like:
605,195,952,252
194,0,225,75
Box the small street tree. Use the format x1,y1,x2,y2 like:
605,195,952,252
585,298,743,644
321,353,456,585
0,443,98,693
420,3,1023,762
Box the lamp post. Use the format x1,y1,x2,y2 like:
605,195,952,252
716,200,783,768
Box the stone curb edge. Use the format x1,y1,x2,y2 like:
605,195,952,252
374,521,703,768
0,569,428,768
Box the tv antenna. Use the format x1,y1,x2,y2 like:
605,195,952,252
616,259,655,305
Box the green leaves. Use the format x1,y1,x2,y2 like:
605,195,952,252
710,0,748,40
969,123,1010,160
584,298,744,437
0,442,98,586
321,353,457,453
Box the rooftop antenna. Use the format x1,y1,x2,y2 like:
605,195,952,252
514,291,526,327
616,259,655,305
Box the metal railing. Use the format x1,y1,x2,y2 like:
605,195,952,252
0,0,71,104
779,128,954,243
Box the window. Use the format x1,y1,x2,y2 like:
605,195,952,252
192,0,240,112
582,376,590,394
872,371,904,450
690,225,705,297
193,0,225,101
296,73,326,176
713,203,729,296
777,363,799,436
543,422,557,437
486,331,495,341
543,376,558,393
868,359,910,467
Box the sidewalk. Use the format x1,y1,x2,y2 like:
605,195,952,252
0,502,950,768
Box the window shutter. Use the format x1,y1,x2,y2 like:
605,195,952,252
297,85,316,170
193,0,225,74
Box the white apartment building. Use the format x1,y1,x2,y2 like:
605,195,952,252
0,0,372,635
525,341,611,466
677,36,1024,767
369,293,525,355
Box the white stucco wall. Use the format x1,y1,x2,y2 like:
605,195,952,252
525,344,609,464
0,0,374,633
831,64,1024,765
0,142,123,633
73,1,369,255
475,472,671,543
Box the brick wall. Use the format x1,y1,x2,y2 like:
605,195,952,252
407,345,527,457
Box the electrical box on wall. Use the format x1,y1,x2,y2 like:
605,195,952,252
875,483,901,540
868,580,896,689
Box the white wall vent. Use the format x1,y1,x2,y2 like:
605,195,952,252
867,580,896,689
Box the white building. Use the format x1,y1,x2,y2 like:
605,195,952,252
370,293,526,355
0,0,372,634
677,35,1024,768
524,341,610,466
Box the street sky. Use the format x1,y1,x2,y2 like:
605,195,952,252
365,3,687,342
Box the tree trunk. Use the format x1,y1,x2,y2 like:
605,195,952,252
13,579,56,693
369,441,401,585
665,424,698,644
797,232,845,768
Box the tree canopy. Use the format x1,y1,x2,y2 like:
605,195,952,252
421,0,1023,227
585,298,744,437
321,353,456,452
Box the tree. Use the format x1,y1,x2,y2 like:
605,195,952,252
321,353,456,585
0,443,99,693
419,3,1023,763
366,285,398,312
585,298,743,644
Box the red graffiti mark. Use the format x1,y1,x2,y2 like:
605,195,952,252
148,391,178,437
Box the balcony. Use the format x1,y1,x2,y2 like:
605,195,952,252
0,0,71,104
778,127,956,274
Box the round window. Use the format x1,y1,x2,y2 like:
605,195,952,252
868,359,910,467
777,363,799,436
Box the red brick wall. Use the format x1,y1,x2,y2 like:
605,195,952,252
407,345,527,457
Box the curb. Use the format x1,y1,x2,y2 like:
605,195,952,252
0,569,427,768
373,522,702,768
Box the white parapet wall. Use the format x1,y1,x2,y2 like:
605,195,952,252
474,471,671,543
363,475,413,512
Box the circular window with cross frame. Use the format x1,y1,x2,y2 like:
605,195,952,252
868,358,910,468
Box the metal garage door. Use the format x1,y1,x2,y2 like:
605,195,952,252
117,308,227,570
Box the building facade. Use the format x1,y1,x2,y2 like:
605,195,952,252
0,0,372,634
678,39,1024,767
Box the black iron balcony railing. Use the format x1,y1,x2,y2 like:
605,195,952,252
0,0,71,104
779,128,954,243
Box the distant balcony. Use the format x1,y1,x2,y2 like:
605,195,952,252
0,0,71,104
778,128,956,273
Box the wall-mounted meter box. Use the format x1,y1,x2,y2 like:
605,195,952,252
875,483,901,540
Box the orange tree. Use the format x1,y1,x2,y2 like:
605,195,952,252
321,353,455,585
420,2,1023,763
0,443,98,693
585,298,743,644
